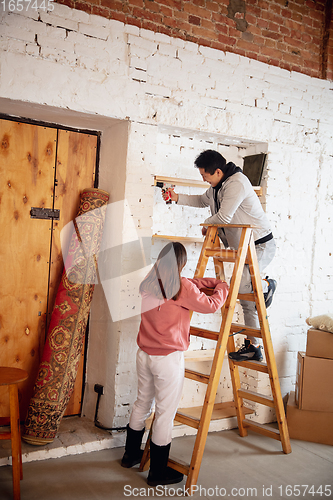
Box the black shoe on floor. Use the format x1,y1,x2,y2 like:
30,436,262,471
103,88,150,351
147,441,184,486
263,276,277,308
229,339,263,362
121,425,145,468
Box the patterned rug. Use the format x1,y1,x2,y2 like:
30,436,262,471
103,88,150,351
23,188,109,445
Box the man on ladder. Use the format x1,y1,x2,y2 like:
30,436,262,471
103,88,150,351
163,149,277,362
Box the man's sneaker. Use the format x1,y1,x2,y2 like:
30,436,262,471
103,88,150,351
263,276,277,308
228,339,263,362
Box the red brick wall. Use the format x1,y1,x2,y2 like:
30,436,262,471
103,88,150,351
56,0,333,80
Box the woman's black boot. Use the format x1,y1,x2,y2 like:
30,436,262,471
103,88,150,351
147,441,184,486
121,424,145,468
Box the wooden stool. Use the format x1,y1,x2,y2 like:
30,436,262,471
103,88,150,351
0,367,28,500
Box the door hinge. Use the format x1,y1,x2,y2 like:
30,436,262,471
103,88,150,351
30,207,60,220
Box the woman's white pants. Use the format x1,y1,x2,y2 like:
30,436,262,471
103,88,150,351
129,348,185,446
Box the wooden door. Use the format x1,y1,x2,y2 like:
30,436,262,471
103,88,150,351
0,119,97,419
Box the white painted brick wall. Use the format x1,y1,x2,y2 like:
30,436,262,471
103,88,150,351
1,5,333,430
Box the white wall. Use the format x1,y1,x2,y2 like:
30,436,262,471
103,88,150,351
1,4,333,431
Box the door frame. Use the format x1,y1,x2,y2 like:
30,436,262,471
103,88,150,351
0,97,130,425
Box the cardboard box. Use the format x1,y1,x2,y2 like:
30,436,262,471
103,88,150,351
306,328,333,360
296,351,333,413
287,391,333,446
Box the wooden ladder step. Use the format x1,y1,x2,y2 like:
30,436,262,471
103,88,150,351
168,457,190,476
175,402,254,427
174,411,200,429
238,389,275,407
190,326,219,341
205,248,239,263
238,293,256,302
185,369,210,384
205,248,252,265
184,349,215,362
230,323,262,339
243,419,281,441
231,359,269,373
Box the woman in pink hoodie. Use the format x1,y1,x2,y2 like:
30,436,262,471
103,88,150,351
121,242,229,486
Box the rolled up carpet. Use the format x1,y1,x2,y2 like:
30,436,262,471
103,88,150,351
23,188,109,445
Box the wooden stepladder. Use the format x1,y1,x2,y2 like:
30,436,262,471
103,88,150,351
140,224,291,494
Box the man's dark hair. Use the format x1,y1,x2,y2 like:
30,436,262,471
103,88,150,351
194,150,227,175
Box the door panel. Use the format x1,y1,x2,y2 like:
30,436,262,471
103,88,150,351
51,129,97,416
0,121,98,419
48,130,97,319
0,120,57,417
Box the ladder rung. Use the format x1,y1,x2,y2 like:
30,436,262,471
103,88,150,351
238,389,275,407
238,293,256,302
231,359,269,373
185,368,210,384
230,323,262,338
243,419,281,441
168,457,190,476
205,248,239,263
174,411,200,429
190,326,219,341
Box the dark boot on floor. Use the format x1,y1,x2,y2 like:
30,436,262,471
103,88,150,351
147,441,184,486
121,424,145,468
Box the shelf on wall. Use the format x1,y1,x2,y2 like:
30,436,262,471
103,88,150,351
154,175,207,188
153,175,262,196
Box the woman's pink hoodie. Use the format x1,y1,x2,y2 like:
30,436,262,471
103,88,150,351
137,277,229,356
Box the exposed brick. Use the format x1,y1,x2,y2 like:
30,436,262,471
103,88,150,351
91,5,111,18
217,33,236,46
183,3,211,20
215,23,228,36
211,12,228,24
257,18,269,30
228,27,241,39
100,0,122,9
126,15,141,28
260,45,283,60
145,0,161,13
191,25,217,41
264,38,276,49
206,1,219,13
268,4,281,16
158,0,181,9
281,8,292,19
189,15,200,26
266,30,283,41
48,0,328,80
141,19,158,31
132,7,162,23
74,1,92,14
111,11,126,23
56,0,75,8
160,5,172,17
201,19,215,32
279,26,291,36
245,13,257,26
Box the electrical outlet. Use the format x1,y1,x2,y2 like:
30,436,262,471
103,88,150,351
94,384,104,395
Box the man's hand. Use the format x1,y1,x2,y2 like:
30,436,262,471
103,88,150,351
162,189,179,203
